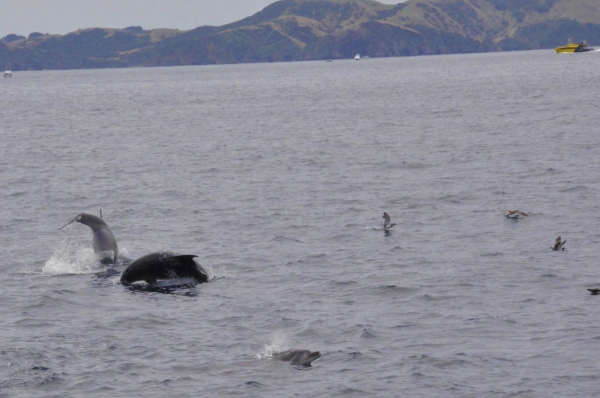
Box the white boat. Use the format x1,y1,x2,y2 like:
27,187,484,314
354,54,360,61
4,64,12,78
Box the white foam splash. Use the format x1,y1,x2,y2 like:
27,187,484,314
42,230,125,275
201,262,227,280
118,247,130,259
255,331,288,359
43,242,101,275
42,223,97,275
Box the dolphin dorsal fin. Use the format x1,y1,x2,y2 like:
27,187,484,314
175,254,198,261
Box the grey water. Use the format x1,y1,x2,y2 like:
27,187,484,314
2,49,600,397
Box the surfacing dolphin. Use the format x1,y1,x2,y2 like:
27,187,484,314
273,350,322,366
120,252,208,285
60,211,118,263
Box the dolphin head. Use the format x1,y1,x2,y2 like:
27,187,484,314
119,265,138,285
297,351,321,366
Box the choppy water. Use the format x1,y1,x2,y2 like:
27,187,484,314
2,50,600,397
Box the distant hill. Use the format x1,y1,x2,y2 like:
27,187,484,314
2,0,600,70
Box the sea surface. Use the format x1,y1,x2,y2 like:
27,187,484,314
2,50,600,397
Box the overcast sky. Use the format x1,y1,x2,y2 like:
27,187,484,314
1,0,405,38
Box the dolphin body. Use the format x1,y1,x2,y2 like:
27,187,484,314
272,350,322,366
120,252,208,285
60,212,118,263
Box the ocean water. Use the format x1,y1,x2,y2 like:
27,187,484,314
2,49,600,397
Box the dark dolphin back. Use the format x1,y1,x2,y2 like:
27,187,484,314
273,350,310,361
120,252,208,285
273,350,321,366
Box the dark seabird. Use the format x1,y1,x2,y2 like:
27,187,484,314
382,212,397,230
552,236,567,251
504,210,528,220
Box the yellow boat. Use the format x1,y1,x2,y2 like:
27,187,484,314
555,41,594,53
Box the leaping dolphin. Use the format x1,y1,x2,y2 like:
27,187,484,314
60,211,118,263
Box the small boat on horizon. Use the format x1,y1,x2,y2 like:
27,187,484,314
354,54,360,61
4,63,12,78
555,41,594,54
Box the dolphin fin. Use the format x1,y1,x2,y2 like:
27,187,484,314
175,255,208,283
175,254,198,261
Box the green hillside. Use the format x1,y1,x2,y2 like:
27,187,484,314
2,0,600,70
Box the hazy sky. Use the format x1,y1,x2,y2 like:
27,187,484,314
1,0,405,38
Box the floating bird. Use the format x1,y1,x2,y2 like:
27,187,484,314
382,212,397,230
587,289,600,295
504,210,528,220
552,236,567,251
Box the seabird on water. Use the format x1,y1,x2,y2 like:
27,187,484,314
552,236,567,251
382,212,397,230
504,210,528,220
